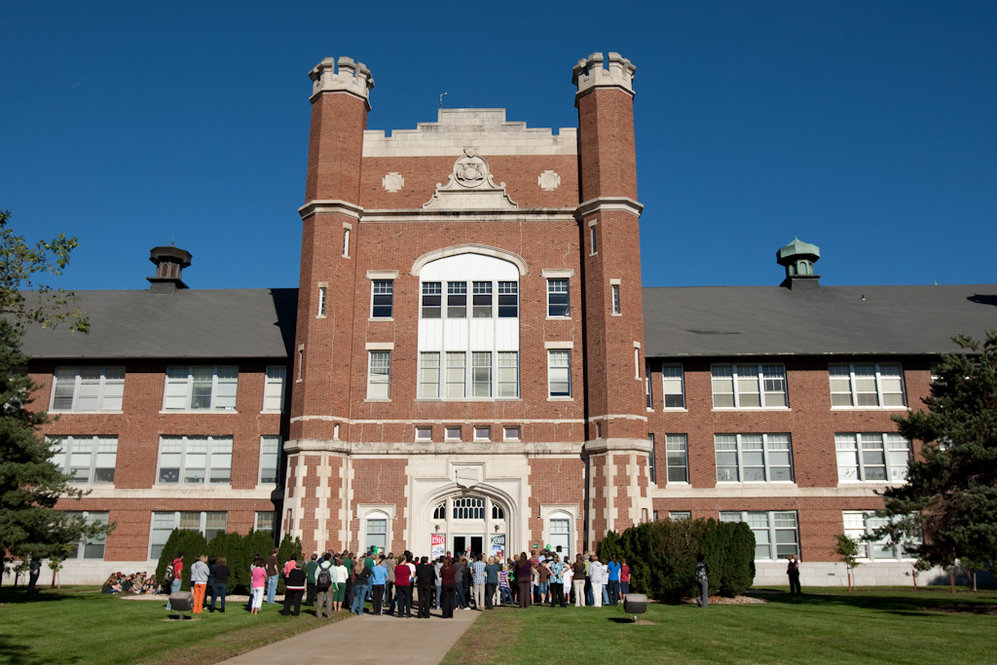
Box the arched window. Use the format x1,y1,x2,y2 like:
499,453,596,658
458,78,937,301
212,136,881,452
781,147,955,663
491,504,505,520
433,502,446,520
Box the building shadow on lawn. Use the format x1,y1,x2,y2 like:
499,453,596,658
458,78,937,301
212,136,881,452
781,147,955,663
0,588,79,605
0,634,68,665
749,590,997,615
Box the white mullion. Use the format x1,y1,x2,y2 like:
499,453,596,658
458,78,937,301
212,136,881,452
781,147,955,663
874,363,885,406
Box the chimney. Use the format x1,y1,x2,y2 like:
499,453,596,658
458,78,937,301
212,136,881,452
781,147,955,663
777,238,820,289
147,245,192,292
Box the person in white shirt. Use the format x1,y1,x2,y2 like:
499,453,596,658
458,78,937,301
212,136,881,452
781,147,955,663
589,556,607,608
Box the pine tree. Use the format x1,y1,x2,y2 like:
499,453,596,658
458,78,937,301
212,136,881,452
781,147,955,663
0,210,107,563
877,331,997,571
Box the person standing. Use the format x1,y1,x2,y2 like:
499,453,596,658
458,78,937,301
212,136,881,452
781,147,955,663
332,556,349,613
549,554,566,607
314,553,334,618
282,558,306,616
190,554,209,614
440,557,457,618
305,553,319,606
370,557,388,614
572,555,586,607
619,558,631,600
416,556,435,618
394,554,413,617
265,548,280,604
787,554,802,594
498,561,514,606
484,556,500,609
454,557,468,610
27,557,41,593
164,551,184,610
210,556,229,612
606,555,621,606
695,554,710,608
384,554,396,615
589,556,607,607
471,554,487,610
515,553,532,608
250,557,266,615
350,556,372,615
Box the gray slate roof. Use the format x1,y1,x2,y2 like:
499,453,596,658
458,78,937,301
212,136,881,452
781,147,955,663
22,288,297,360
642,284,997,358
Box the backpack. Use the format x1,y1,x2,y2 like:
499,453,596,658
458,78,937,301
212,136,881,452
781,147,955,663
316,565,332,591
164,561,176,584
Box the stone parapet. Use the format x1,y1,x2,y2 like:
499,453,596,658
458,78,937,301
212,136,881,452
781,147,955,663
309,56,374,107
573,52,636,98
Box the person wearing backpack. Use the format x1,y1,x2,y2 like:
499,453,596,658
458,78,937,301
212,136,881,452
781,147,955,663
315,553,335,618
164,551,184,610
695,553,710,608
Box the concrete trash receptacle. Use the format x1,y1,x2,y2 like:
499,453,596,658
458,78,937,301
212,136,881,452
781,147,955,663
623,593,648,622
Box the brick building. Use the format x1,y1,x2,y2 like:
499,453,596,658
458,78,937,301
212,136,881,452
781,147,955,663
24,53,995,586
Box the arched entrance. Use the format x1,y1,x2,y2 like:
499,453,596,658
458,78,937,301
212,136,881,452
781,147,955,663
427,492,510,560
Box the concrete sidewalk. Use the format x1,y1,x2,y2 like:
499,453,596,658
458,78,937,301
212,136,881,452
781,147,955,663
216,608,481,665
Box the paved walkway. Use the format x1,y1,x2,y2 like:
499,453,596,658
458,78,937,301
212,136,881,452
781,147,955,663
216,608,481,665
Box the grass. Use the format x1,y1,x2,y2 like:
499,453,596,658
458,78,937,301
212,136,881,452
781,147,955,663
440,588,997,665
0,586,346,665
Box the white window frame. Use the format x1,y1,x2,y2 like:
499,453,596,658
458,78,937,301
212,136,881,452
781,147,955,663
364,512,390,554
445,352,466,398
254,511,275,533
48,435,117,485
661,365,686,409
371,280,394,319
497,281,518,318
665,434,689,484
259,435,280,485
447,281,467,318
342,223,352,258
611,280,621,316
263,365,286,413
367,349,391,400
66,511,110,560
547,347,572,399
648,434,657,483
715,433,795,483
843,511,919,560
445,426,462,442
829,362,906,408
503,426,521,442
711,364,788,409
473,426,491,442
163,366,238,412
415,426,433,442
149,511,227,559
156,435,233,485
50,367,125,412
668,511,692,521
588,220,597,256
835,433,912,483
471,351,492,397
719,510,799,561
547,277,569,318
317,284,327,318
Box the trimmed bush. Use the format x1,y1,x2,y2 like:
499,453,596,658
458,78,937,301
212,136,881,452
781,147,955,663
596,518,755,602
155,530,207,590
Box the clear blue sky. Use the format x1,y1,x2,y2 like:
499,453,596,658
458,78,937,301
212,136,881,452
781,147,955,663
2,1,995,291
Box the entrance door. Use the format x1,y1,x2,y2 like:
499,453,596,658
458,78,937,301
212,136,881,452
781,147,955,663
452,535,484,558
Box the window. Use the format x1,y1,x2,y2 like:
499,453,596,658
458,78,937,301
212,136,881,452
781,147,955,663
421,282,442,318
715,433,794,482
164,366,238,411
50,367,124,412
419,352,440,398
49,435,117,484
648,434,657,483
720,510,799,560
343,225,351,257
452,497,485,520
259,436,280,485
366,516,388,553
668,511,692,521
492,504,505,519
447,282,467,318
548,349,571,398
711,364,787,408
497,352,519,398
547,278,569,317
150,511,227,559
445,426,462,442
503,426,521,442
662,365,685,408
497,281,518,317
415,426,433,442
843,511,919,560
666,434,689,483
371,280,393,318
473,426,491,442
835,433,912,482
829,363,906,407
548,516,571,560
472,281,493,317
445,352,465,398
367,351,391,399
471,351,492,397
611,283,621,315
157,435,233,485
65,511,109,559
263,366,286,412
255,511,274,532
317,286,326,317
433,502,446,520
589,223,597,254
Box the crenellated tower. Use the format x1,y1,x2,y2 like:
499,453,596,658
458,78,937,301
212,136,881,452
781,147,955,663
574,52,653,547
285,57,373,553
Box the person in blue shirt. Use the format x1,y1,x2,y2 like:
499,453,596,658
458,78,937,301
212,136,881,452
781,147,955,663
606,555,621,606
369,556,389,614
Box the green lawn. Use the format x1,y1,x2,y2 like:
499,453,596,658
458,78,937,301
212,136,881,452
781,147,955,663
441,588,997,665
0,587,345,665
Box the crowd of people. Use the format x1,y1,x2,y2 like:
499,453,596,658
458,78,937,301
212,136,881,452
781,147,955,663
162,546,644,618
101,571,162,595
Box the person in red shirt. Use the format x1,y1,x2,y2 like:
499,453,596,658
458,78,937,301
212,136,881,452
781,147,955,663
394,555,413,617
620,557,631,600
164,551,184,610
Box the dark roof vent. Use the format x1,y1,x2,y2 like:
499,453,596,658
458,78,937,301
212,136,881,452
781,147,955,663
776,238,820,289
147,245,192,292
